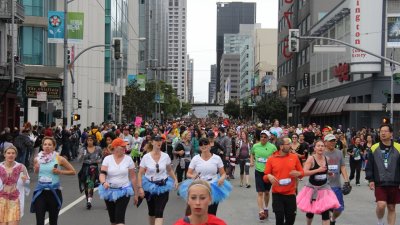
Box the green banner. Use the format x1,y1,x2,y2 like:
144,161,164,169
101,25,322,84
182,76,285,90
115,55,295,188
137,74,146,91
67,12,84,43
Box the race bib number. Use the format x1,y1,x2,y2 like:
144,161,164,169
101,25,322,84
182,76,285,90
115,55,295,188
354,156,361,160
257,157,267,163
314,174,327,181
328,165,339,173
279,178,291,186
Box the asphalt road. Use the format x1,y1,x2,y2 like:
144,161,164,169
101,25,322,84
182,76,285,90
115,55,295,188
20,159,386,225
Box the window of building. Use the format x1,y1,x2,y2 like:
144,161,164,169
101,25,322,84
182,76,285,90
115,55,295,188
317,72,321,84
311,74,316,85
23,0,44,16
20,26,44,65
323,70,328,82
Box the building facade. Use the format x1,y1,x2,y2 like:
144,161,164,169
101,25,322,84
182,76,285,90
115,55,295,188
254,28,278,98
167,0,187,102
277,0,342,125
219,53,240,104
187,55,193,103
0,0,25,130
208,64,217,104
216,2,256,104
303,0,400,129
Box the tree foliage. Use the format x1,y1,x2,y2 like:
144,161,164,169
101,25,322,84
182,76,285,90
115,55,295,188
255,96,287,123
241,101,253,120
223,100,240,119
122,80,189,121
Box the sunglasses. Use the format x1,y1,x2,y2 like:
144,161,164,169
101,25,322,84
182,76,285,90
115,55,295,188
199,142,209,146
156,163,160,173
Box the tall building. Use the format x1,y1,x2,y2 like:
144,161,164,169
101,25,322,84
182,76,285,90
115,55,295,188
277,0,341,125
138,0,169,82
0,0,25,130
254,28,277,96
167,0,187,102
187,55,194,103
208,64,217,103
220,54,240,104
216,2,256,104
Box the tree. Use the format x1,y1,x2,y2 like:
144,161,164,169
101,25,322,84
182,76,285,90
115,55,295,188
180,102,192,116
223,100,240,119
241,101,253,120
122,80,182,121
255,96,287,123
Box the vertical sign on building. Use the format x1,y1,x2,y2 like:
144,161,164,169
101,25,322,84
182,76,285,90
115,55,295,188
48,11,65,43
303,73,310,87
350,0,382,72
67,12,84,43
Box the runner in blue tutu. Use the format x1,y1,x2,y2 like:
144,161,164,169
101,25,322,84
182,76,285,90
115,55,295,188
98,138,138,225
178,137,232,215
137,134,178,225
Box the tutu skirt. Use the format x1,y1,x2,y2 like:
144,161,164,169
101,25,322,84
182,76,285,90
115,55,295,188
178,178,232,204
296,186,340,214
98,184,134,202
142,176,174,195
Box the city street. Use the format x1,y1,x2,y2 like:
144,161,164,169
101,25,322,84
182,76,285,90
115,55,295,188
21,160,380,225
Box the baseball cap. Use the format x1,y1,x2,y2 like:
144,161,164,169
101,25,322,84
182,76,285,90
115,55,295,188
151,134,162,141
324,134,336,141
111,138,127,148
260,130,271,137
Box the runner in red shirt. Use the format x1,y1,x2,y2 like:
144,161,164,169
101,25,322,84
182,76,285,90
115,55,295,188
174,180,226,225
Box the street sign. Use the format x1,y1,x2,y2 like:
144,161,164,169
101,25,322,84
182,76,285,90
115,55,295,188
37,92,47,101
289,86,296,96
313,45,346,52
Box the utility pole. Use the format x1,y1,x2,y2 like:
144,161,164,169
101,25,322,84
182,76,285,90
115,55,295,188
11,0,15,83
63,0,69,126
118,56,124,124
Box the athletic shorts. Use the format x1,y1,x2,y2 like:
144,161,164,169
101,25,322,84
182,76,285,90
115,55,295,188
375,186,400,204
331,186,344,212
255,170,271,193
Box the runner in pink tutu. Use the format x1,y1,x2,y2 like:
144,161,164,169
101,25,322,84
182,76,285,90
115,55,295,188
296,140,340,225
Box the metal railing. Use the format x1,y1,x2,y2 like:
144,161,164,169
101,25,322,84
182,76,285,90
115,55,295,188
0,0,24,22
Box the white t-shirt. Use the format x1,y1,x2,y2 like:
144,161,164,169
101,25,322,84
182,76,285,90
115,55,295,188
140,152,171,181
102,155,135,188
189,154,224,181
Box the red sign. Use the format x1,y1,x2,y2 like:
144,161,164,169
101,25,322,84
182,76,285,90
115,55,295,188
281,2,294,59
333,63,350,82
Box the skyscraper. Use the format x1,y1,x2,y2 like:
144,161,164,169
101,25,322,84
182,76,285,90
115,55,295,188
209,64,217,104
216,2,256,104
167,0,188,102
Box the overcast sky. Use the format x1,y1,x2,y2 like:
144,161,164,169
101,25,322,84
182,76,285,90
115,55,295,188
187,0,278,103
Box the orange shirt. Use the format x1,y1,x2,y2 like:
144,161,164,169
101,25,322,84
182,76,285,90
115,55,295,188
263,151,304,195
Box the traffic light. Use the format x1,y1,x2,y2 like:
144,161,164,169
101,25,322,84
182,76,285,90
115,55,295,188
73,114,80,121
382,117,390,124
78,99,82,109
67,49,71,64
382,103,387,112
113,38,122,60
288,29,300,53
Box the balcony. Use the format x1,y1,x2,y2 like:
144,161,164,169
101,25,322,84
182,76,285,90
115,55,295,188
0,62,25,80
0,0,25,23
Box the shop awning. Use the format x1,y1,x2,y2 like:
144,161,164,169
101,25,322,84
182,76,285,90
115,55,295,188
310,95,350,116
301,98,317,115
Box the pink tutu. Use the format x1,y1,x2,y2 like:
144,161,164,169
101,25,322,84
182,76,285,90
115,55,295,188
296,186,340,214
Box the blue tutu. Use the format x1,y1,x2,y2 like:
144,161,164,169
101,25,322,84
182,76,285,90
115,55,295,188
178,178,232,204
98,184,134,202
142,176,174,195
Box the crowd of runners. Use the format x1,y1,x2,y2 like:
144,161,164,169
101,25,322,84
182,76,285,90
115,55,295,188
0,117,399,225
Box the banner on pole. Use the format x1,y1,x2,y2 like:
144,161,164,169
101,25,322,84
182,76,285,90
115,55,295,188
67,12,84,43
48,11,65,43
47,11,84,43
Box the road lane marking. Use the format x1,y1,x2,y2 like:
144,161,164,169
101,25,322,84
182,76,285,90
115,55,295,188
44,188,98,225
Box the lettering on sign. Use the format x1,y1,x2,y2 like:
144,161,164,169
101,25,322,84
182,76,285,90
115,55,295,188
354,0,361,45
281,0,294,59
333,63,350,82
